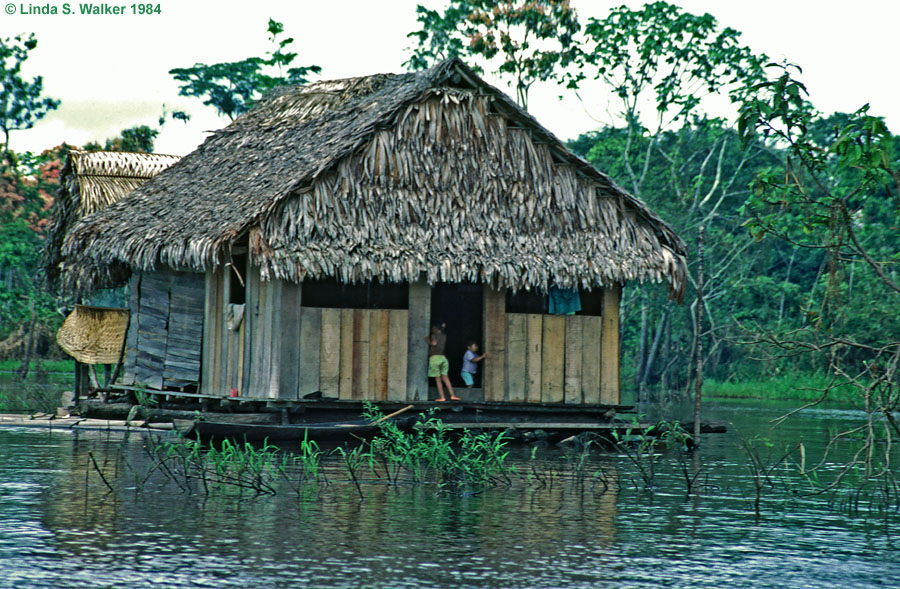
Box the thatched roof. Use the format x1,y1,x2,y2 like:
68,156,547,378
45,150,180,286
61,58,688,298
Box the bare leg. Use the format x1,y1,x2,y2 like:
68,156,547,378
443,375,459,400
435,376,446,401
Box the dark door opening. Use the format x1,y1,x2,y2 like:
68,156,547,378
430,283,484,388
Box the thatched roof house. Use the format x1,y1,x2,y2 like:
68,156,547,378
56,58,687,407
61,58,685,297
45,150,179,287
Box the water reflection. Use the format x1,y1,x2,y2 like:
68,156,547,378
0,400,897,588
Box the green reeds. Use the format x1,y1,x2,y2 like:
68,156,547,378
363,402,513,490
705,372,859,403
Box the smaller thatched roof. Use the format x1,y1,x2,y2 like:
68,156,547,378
44,150,180,286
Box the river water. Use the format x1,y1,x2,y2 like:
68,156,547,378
0,400,897,588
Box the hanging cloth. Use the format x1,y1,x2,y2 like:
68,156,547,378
548,287,581,315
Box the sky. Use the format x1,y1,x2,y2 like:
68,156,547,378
2,0,898,156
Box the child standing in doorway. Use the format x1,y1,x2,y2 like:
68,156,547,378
427,323,459,401
461,341,487,388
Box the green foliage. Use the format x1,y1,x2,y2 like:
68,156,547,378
84,125,158,153
406,0,580,107
734,63,900,487
737,62,900,352
0,33,60,152
705,373,859,403
0,358,71,412
169,18,321,120
580,2,766,127
363,402,512,489
0,146,65,347
559,3,775,395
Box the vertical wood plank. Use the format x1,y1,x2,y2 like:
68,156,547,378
482,286,507,402
298,307,322,395
338,308,355,399
525,314,543,403
242,267,256,398
505,314,527,403
124,273,141,386
406,280,431,401
237,319,245,396
369,309,390,401
278,281,301,400
351,310,370,399
266,281,283,399
564,316,584,404
252,278,271,399
600,285,622,405
209,269,224,395
135,271,169,390
387,310,409,401
541,315,565,403
230,307,241,392
581,315,602,404
319,308,342,395
247,274,262,397
222,269,233,396
164,271,204,387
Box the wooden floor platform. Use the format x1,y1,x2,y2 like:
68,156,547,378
434,421,650,431
0,413,178,435
105,385,633,419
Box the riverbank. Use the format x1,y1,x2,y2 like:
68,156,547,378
704,372,859,403
0,359,74,413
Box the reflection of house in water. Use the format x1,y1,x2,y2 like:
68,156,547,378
49,58,685,410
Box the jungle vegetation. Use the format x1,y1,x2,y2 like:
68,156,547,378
1,4,897,421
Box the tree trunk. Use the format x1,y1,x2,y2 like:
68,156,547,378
693,226,706,446
640,309,667,389
17,301,37,380
635,290,648,388
660,312,672,393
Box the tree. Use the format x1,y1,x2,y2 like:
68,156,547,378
169,19,321,120
84,125,159,153
405,0,580,108
0,145,67,359
578,1,767,200
0,33,60,155
570,2,770,398
737,63,900,490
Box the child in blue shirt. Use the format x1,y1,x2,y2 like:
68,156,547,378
461,340,487,388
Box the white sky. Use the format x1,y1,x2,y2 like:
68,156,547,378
2,0,897,155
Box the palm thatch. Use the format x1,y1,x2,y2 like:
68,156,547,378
45,150,180,287
61,58,688,299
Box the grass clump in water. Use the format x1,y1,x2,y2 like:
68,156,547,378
363,402,512,490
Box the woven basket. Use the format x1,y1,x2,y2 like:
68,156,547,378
57,305,129,364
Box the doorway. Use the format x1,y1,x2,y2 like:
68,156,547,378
430,283,484,388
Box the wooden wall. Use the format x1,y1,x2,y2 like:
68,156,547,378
482,285,621,405
202,269,411,400
297,308,409,400
122,268,204,390
199,271,620,405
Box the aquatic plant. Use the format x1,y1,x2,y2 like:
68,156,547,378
738,434,799,518
363,402,513,490
611,416,671,491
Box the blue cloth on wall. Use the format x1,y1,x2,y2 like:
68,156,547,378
548,287,581,315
